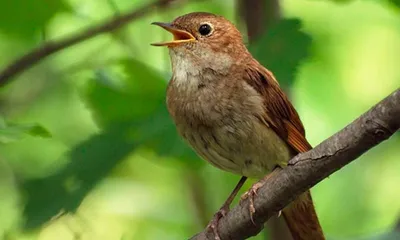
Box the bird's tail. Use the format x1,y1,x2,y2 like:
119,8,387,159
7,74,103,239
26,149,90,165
282,190,325,240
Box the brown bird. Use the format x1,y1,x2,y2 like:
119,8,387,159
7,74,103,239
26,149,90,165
152,12,325,240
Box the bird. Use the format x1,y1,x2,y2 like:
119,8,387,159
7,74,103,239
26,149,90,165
151,12,325,240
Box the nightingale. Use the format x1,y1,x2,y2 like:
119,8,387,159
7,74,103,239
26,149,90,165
152,12,325,240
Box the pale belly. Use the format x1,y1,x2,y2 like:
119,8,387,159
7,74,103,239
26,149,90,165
177,117,293,179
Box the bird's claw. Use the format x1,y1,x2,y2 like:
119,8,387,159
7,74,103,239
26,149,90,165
277,210,282,218
206,206,229,240
240,181,264,225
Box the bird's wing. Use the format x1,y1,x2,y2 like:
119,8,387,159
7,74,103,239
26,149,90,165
244,63,325,240
244,64,312,154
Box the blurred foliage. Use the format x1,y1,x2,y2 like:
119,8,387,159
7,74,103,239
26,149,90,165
249,18,312,89
0,0,399,240
0,0,70,39
23,59,199,229
0,117,51,144
389,0,400,9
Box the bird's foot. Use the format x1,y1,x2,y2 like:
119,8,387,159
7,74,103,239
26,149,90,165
240,181,265,225
277,210,282,218
206,205,229,240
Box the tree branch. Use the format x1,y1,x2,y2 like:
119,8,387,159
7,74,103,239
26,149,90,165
190,88,400,240
0,0,178,87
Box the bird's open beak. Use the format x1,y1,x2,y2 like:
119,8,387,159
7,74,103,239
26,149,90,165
151,22,196,47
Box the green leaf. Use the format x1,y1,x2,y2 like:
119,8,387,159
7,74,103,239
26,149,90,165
27,125,52,138
85,59,166,127
84,58,198,161
0,0,70,38
23,58,199,229
23,125,134,229
132,107,199,162
0,118,51,143
389,0,400,9
249,18,312,89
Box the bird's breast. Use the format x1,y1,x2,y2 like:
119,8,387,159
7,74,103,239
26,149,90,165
166,75,292,178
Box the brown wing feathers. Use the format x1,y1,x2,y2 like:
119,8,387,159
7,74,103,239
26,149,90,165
244,64,312,154
245,63,325,240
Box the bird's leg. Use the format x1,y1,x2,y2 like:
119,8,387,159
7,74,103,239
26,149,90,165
207,176,247,240
240,168,281,224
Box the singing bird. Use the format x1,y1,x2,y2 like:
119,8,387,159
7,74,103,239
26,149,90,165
152,12,325,240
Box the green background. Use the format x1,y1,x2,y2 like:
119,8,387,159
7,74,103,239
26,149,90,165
0,0,399,239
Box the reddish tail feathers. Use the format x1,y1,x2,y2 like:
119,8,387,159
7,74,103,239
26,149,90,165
282,190,325,240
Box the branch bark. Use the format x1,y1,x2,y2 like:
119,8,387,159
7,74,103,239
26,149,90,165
190,88,400,240
0,0,178,87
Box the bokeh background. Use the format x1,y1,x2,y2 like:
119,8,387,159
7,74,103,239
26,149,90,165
0,0,399,239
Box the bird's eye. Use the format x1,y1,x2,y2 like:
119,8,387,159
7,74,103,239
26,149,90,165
198,24,212,36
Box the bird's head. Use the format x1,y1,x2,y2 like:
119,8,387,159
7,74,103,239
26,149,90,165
152,12,249,76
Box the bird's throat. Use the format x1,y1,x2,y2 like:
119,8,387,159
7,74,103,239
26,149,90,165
169,52,235,96
169,50,202,90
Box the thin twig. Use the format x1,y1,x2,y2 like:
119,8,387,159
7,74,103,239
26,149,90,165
0,0,177,87
190,88,400,240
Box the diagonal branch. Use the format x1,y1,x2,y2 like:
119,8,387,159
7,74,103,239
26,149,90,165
190,88,400,240
0,0,177,87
